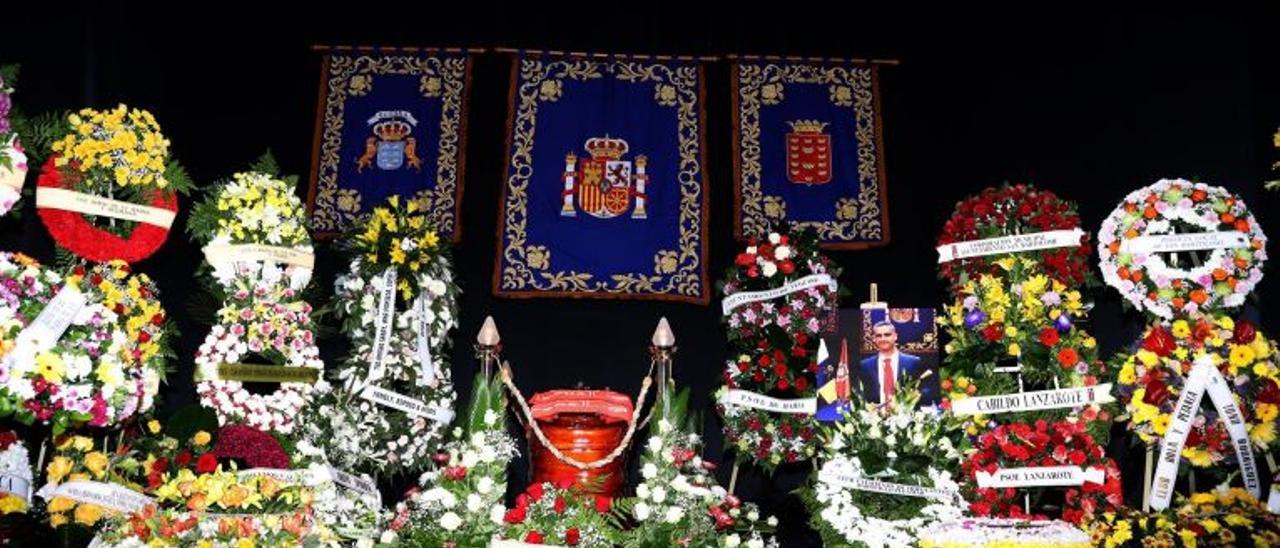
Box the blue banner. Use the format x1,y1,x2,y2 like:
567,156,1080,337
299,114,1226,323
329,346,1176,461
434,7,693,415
732,59,890,249
495,53,709,303
308,50,472,239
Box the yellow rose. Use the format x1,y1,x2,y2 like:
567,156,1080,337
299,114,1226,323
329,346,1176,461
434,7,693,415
1083,337,1097,349
0,494,26,514
74,503,104,526
84,452,110,478
1216,316,1235,331
1136,350,1160,367
148,420,161,434
193,431,212,446
1118,363,1138,385
1004,326,1018,338
47,496,76,513
1007,343,1021,357
46,457,73,484
220,485,250,508
49,512,69,528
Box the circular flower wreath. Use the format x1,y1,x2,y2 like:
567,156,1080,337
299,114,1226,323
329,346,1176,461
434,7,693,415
188,169,314,292
960,419,1123,526
305,196,458,475
194,278,326,435
1098,179,1268,319
1114,314,1280,467
0,259,170,432
0,68,25,218
802,401,966,548
937,184,1093,294
38,105,189,263
939,263,1113,445
718,230,838,470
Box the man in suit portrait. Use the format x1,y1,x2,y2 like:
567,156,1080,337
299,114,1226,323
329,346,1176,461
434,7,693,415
858,320,940,407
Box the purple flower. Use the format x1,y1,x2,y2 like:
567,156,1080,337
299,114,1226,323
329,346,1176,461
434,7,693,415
1055,313,1073,333
0,92,10,136
1075,362,1089,375
1040,292,1061,307
963,310,987,329
962,296,979,311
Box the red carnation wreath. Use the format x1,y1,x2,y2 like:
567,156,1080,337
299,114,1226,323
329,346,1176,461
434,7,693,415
960,419,1122,526
937,184,1092,293
211,424,291,470
37,156,178,263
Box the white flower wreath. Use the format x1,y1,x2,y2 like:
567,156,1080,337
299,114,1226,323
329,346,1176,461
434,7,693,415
303,259,457,475
194,280,326,435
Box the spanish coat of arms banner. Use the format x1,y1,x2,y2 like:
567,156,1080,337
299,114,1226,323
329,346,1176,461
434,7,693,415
307,48,475,239
494,52,709,303
732,58,890,249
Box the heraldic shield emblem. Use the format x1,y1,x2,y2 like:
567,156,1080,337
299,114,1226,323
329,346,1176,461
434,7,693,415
786,120,832,185
356,110,424,173
559,136,651,219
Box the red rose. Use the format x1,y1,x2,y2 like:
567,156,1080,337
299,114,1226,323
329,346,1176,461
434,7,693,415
444,466,468,481
1038,328,1060,347
1234,320,1258,344
565,528,581,545
778,260,795,274
981,324,1004,342
553,495,567,514
776,378,789,391
1259,381,1280,405
735,253,755,266
1141,326,1177,357
525,531,544,543
595,495,611,514
793,376,809,392
504,507,526,524
526,483,545,501
196,453,218,474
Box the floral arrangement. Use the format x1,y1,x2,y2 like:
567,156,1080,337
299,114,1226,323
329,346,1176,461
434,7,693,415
619,388,777,548
1087,487,1280,547
937,184,1092,292
194,277,326,435
918,518,1092,548
1113,315,1279,467
1,259,171,433
37,105,193,263
0,65,27,217
383,375,517,547
187,158,315,292
959,419,1122,525
42,434,146,531
800,391,965,547
1097,179,1267,319
717,229,837,470
498,480,622,547
0,430,30,514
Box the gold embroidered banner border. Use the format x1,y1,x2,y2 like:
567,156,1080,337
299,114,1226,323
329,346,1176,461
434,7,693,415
307,48,475,241
732,60,891,250
494,53,710,303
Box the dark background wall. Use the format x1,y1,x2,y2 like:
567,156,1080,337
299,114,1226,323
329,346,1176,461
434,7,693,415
1,4,1277,545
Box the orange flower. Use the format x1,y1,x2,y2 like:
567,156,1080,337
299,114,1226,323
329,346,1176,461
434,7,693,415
1213,269,1228,281
1221,213,1236,223
1143,207,1158,220
1171,297,1185,310
1171,279,1183,289
1131,270,1144,282
1191,189,1207,201
185,493,207,512
1190,289,1209,305
1058,348,1080,368
1234,257,1249,269
1235,219,1250,232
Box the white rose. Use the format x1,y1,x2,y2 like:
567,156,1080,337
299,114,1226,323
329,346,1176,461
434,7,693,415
379,531,398,544
642,463,658,480
767,516,778,527
725,534,741,547
748,510,759,521
461,451,479,468
761,261,778,277
484,409,499,426
664,506,684,523
466,493,483,513
651,486,667,503
747,539,764,548
490,504,506,525
768,233,781,244
440,511,462,531
774,245,791,261
648,436,663,453
477,477,494,495
636,484,650,500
